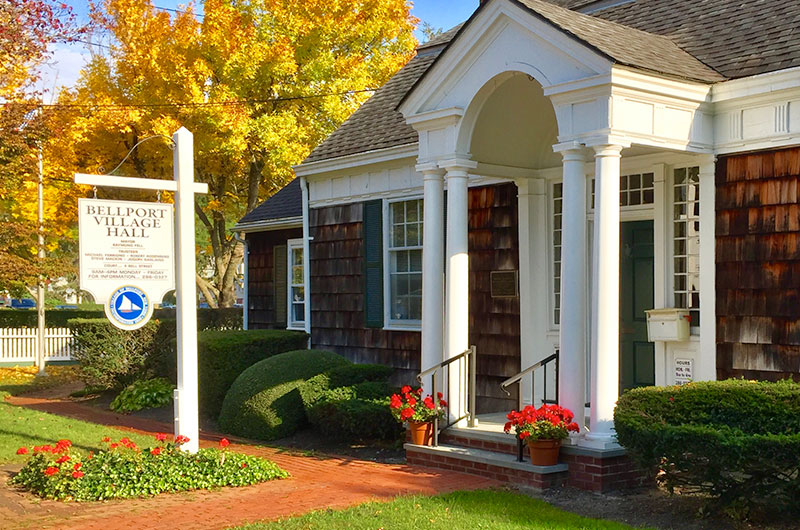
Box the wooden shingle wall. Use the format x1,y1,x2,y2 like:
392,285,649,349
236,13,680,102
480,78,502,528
468,183,521,413
716,147,800,381
246,228,302,329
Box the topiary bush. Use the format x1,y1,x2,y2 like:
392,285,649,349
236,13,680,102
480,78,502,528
299,364,401,442
218,349,348,441
149,329,309,418
614,379,800,517
110,378,175,413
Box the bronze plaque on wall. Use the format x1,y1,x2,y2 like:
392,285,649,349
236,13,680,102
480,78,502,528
491,270,519,298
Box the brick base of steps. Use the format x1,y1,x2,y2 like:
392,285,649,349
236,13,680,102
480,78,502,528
407,430,647,492
404,443,569,491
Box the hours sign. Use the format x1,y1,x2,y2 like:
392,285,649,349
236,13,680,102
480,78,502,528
78,198,175,329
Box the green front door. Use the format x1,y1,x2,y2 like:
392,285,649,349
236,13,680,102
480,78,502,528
620,221,655,392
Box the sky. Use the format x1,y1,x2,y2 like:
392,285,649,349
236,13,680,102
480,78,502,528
39,0,478,98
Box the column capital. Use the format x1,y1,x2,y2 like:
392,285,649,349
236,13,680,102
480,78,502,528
416,162,446,179
552,141,585,159
438,157,477,176
584,135,630,154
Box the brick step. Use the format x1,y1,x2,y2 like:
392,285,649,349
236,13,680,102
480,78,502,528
439,427,519,456
404,443,569,491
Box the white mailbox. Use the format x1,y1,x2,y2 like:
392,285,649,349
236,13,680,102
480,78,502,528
645,308,690,342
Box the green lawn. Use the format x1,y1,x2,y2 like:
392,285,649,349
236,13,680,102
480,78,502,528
0,397,155,464
0,365,81,396
233,490,650,530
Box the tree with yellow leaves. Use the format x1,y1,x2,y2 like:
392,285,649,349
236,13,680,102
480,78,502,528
51,0,417,306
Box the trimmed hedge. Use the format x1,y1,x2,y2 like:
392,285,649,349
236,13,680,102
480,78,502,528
218,350,349,441
300,364,401,442
614,379,800,516
68,319,307,418
1,308,242,329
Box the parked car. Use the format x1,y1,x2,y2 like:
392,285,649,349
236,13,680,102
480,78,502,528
11,299,36,309
55,304,78,310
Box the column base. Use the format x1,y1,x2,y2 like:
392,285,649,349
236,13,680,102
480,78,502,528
578,433,622,451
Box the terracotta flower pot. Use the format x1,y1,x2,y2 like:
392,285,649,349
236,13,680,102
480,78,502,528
528,438,561,466
408,421,434,446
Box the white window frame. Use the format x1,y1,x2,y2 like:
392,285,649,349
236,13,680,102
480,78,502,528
383,196,423,331
286,238,306,331
669,165,701,333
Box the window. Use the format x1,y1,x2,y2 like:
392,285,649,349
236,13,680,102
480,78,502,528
287,239,305,329
387,198,423,324
589,173,655,209
672,166,700,327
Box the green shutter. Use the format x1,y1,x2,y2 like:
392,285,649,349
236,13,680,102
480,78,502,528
274,244,287,326
363,200,384,328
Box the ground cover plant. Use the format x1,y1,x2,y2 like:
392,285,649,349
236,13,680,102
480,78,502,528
233,489,648,530
614,379,800,518
11,434,288,501
219,349,348,440
0,398,153,464
109,377,174,413
0,365,80,396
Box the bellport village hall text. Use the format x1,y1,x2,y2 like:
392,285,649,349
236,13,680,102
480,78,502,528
85,203,168,238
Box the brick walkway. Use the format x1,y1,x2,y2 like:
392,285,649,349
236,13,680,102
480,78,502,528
1,396,497,530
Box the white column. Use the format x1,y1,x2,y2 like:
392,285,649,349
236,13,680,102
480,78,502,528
440,158,476,426
516,178,549,407
173,127,200,454
698,157,717,381
553,143,587,432
584,142,624,449
417,163,445,393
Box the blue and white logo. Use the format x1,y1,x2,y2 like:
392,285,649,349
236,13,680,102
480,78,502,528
105,286,152,330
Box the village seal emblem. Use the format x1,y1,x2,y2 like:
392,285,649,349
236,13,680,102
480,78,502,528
105,285,153,330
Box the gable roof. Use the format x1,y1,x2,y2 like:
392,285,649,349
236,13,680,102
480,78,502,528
592,0,800,79
237,178,302,228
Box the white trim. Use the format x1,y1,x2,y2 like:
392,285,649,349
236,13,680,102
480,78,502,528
712,66,800,103
294,143,419,178
383,195,424,330
286,238,306,331
234,217,302,233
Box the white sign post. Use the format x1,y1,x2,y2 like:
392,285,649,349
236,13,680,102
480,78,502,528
75,127,206,453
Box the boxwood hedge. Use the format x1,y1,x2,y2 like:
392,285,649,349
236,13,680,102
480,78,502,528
1,307,241,329
218,350,349,441
614,379,800,516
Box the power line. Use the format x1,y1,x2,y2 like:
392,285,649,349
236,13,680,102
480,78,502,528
4,88,377,111
153,5,204,19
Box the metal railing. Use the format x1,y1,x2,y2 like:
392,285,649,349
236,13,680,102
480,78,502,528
500,351,560,461
416,345,476,447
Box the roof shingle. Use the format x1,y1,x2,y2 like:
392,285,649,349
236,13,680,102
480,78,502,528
238,178,302,225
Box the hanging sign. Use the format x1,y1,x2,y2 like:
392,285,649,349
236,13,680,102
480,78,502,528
78,198,175,330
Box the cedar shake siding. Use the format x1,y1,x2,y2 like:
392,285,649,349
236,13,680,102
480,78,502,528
716,146,800,381
247,228,302,329
308,183,521,410
308,203,421,384
468,183,521,414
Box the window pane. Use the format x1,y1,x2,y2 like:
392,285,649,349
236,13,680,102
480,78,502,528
292,265,303,284
392,225,404,247
629,190,641,206
409,273,422,296
293,248,303,265
406,202,418,223
292,302,304,323
292,286,304,303
629,174,640,189
406,223,419,246
392,202,404,224
674,167,687,184
643,189,654,204
409,249,422,272
643,173,654,188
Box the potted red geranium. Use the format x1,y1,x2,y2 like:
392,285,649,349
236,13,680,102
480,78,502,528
389,386,447,446
504,404,580,466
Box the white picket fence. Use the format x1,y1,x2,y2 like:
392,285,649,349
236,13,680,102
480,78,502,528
0,327,75,363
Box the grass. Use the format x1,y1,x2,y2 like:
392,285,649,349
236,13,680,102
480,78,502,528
233,490,651,530
0,398,155,464
0,365,81,396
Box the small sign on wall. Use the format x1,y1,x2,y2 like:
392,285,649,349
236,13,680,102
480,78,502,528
674,358,693,385
490,270,519,298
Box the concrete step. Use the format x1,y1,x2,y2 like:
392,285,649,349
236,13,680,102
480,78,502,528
405,442,568,491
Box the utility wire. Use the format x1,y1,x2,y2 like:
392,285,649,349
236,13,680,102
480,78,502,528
5,89,377,110
153,5,204,19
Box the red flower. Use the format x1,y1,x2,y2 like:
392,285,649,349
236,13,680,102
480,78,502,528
150,447,162,456
567,422,580,433
407,397,417,407
73,462,82,471
423,396,435,410
401,385,411,395
519,431,530,440
71,471,84,479
400,407,415,420
55,455,70,464
87,451,94,460
16,447,28,455
155,433,167,442
175,435,190,445
120,437,130,445
240,462,247,468
219,438,230,449
415,388,423,395
110,443,119,449
439,399,448,407
389,394,403,409
437,392,444,399
102,436,111,443
44,467,58,476
57,439,72,448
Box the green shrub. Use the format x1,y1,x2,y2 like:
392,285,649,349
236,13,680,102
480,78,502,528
614,379,800,517
299,364,394,409
218,350,349,441
11,436,287,501
110,378,175,413
68,319,167,389
0,308,242,329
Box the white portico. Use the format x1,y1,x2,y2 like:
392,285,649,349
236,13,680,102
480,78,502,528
398,0,721,447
